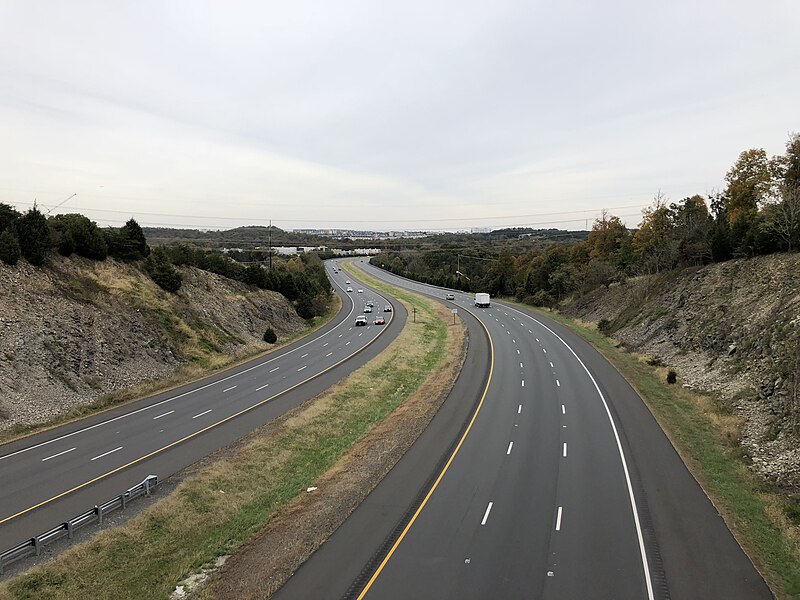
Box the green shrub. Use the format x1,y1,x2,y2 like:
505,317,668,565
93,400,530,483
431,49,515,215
597,318,612,334
263,327,277,344
15,205,49,266
667,370,678,384
0,229,21,265
145,248,182,292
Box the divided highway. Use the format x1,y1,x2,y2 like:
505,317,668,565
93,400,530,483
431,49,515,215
0,261,403,555
277,263,772,600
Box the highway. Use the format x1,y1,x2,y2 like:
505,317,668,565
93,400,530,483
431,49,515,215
276,262,772,600
0,261,404,556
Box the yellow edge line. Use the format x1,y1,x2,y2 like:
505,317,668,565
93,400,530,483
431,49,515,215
0,278,394,527
356,304,494,599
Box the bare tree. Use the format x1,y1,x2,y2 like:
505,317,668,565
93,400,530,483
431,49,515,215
762,185,800,251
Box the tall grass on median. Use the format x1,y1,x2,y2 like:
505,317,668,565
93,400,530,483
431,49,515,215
0,275,447,600
522,304,800,599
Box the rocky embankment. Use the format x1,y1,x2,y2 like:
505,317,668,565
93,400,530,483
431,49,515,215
564,253,800,489
0,256,307,430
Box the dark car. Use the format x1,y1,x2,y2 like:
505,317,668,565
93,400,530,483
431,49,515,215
373,316,385,325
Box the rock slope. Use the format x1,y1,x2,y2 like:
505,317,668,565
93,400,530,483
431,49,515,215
564,253,800,488
0,256,306,430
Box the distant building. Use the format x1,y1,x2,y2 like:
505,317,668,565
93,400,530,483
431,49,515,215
470,227,491,234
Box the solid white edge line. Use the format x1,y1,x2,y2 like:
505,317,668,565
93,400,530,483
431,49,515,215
41,447,76,462
192,409,212,419
556,506,563,531
501,301,655,600
481,502,493,525
153,410,174,420
506,441,514,455
90,446,123,461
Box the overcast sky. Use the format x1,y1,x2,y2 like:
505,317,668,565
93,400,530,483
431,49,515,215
0,1,798,232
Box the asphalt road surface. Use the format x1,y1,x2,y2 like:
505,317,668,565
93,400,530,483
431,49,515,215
0,261,404,557
275,262,772,600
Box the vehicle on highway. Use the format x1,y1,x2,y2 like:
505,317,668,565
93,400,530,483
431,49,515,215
445,293,455,300
373,316,385,325
364,306,373,313
474,292,491,307
384,305,392,312
347,287,353,292
355,315,367,326
357,289,364,293
345,280,351,284
366,300,374,307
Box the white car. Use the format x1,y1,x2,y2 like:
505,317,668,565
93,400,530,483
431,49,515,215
357,289,364,293
345,280,351,285
347,287,353,292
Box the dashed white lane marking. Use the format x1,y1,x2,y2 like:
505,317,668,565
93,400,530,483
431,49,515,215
563,443,568,457
297,366,307,372
512,339,516,343
269,367,280,373
521,380,525,387
301,353,309,358
358,332,363,336
501,323,505,328
90,446,123,461
550,362,554,368
556,506,563,531
520,362,523,369
192,409,212,419
536,338,540,342
345,341,351,345
481,502,494,525
339,334,343,338
153,410,174,420
223,385,237,393
528,329,532,334
256,384,269,391
517,349,520,355
507,441,514,455
518,404,522,414
543,348,547,354
323,342,329,347
42,447,76,462
562,404,566,415
556,380,561,387
325,352,333,357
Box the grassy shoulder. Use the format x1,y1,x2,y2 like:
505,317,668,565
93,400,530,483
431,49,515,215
0,272,452,600
511,301,800,599
0,294,341,447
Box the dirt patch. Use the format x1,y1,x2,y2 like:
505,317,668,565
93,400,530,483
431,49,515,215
204,301,467,600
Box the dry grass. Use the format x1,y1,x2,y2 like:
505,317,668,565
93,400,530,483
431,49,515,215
0,269,451,600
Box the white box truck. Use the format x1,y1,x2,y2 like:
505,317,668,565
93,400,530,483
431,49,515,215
474,293,490,307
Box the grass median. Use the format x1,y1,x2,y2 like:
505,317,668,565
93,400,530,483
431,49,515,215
514,302,800,599
0,267,454,600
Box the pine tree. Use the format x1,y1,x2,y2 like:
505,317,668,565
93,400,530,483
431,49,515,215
0,229,21,265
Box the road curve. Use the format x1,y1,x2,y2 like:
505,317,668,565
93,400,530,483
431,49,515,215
275,262,772,600
0,261,405,556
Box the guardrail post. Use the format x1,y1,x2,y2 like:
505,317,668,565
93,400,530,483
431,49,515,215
95,505,103,526
144,477,152,496
33,536,41,557
121,492,127,509
1,553,5,575
67,520,74,539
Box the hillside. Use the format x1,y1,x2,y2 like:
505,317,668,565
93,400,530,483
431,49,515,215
0,256,308,431
563,253,800,488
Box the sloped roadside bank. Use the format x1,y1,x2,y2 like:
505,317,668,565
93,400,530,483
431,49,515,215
0,267,466,600
0,256,334,444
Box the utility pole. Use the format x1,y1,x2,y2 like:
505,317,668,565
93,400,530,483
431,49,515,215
268,219,272,270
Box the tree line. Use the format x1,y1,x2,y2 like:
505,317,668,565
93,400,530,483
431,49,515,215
0,204,332,319
371,133,800,307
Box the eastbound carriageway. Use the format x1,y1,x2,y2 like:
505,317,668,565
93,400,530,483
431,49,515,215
0,261,404,556
276,262,772,600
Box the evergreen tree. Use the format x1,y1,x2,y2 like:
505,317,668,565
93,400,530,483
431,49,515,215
0,229,21,265
15,205,50,266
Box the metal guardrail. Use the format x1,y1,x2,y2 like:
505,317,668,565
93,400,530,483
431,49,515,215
0,475,158,575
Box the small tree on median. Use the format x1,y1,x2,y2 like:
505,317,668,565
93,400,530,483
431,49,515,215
263,327,277,344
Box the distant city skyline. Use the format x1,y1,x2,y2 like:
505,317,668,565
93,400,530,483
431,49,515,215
1,1,798,231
